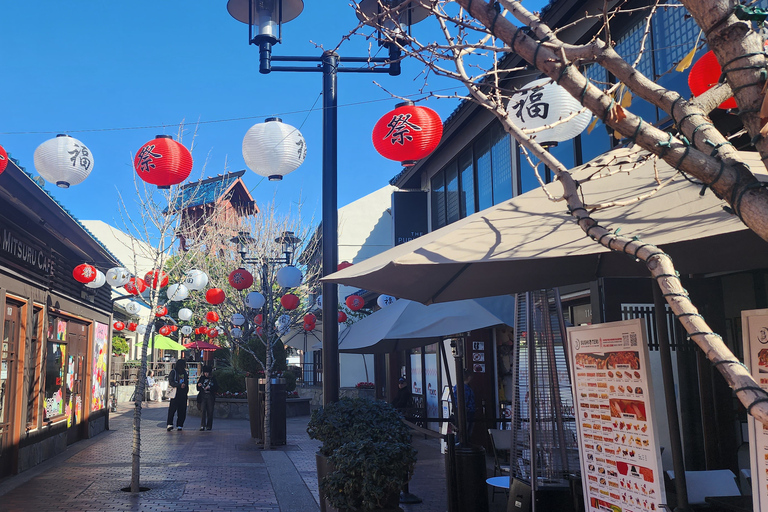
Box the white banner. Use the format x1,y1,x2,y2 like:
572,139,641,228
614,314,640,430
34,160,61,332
568,319,665,512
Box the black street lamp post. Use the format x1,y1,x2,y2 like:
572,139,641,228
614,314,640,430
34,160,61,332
227,0,426,405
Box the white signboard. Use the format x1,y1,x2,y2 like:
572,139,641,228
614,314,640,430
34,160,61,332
568,319,665,512
742,308,768,512
410,354,423,395
425,354,439,431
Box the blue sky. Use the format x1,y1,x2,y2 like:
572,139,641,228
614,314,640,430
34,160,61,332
0,1,544,230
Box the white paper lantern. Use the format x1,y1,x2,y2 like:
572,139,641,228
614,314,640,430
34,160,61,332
231,313,246,326
106,267,131,287
125,301,142,315
166,283,190,302
136,325,147,335
178,308,193,321
85,270,106,289
180,325,193,336
231,327,243,338
33,134,94,188
276,265,303,288
242,118,307,181
315,295,322,309
245,291,266,309
506,78,592,144
277,314,291,327
184,269,209,291
377,294,397,308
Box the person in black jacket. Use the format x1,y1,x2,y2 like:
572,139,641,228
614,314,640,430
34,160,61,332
196,365,218,431
166,359,189,431
392,377,412,411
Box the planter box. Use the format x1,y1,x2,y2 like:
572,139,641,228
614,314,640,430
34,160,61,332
186,397,311,419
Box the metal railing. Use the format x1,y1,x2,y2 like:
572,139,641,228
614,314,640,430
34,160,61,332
296,362,322,387
110,360,204,386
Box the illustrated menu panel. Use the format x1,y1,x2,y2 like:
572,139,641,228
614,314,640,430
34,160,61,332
742,309,768,512
568,320,665,512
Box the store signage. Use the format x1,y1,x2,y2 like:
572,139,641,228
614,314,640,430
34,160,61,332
0,224,54,278
741,308,768,512
392,191,428,246
568,319,666,512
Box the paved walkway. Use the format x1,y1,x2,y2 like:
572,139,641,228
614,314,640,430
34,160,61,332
0,403,506,512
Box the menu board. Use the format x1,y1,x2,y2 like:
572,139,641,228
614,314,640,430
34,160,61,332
567,319,665,512
741,308,768,512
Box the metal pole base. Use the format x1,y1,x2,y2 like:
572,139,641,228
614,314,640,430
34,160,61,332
454,444,489,512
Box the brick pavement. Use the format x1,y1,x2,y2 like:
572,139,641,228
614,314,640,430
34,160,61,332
0,402,505,512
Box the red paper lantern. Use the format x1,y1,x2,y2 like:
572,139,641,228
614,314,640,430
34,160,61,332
199,326,209,335
127,322,138,332
338,311,348,323
346,295,365,311
124,277,147,295
155,305,168,317
144,269,169,289
73,263,97,284
256,326,264,336
280,293,300,310
372,101,443,167
170,325,178,332
206,311,220,323
337,261,353,271
254,314,263,326
194,327,201,335
688,51,737,110
303,313,317,325
303,322,314,331
205,288,226,305
133,135,193,187
159,325,171,336
228,268,254,291
0,145,8,175
113,321,125,331
208,329,219,339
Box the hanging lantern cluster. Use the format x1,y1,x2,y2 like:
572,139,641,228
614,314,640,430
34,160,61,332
246,292,266,309
346,294,365,311
228,268,254,290
106,267,130,287
254,314,263,326
125,301,142,315
155,305,168,317
338,311,348,323
134,135,193,188
34,134,94,188
181,325,193,336
113,321,125,331
688,51,737,110
178,308,193,321
506,78,592,144
85,270,106,289
158,325,171,336
242,117,307,181
184,269,209,291
127,322,138,332
167,283,190,302
372,101,443,167
0,144,7,176
231,313,245,326
206,311,220,323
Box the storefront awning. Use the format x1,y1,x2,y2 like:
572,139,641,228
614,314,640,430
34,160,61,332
323,148,768,304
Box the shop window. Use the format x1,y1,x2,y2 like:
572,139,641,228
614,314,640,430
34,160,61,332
475,135,493,211
652,6,696,104
25,308,43,427
614,21,658,123
580,64,612,163
446,161,460,224
44,318,68,421
430,171,446,229
459,151,475,217
491,125,513,204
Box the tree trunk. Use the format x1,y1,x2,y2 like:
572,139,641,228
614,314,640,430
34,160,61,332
131,325,151,492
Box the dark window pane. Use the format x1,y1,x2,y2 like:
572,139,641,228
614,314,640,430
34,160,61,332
44,340,66,420
430,171,446,229
519,153,541,194
458,151,475,217
614,21,658,123
475,136,493,211
580,65,612,162
491,127,513,204
446,162,460,224
549,139,575,171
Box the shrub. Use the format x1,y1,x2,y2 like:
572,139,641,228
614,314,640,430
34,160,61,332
214,367,247,394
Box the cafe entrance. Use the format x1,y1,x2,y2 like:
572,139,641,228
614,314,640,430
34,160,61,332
0,300,22,477
66,321,88,445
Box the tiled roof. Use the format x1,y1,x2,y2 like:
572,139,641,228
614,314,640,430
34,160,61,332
7,155,123,266
165,170,248,213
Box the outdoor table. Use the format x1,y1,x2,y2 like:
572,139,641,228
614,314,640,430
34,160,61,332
703,495,752,512
486,476,510,489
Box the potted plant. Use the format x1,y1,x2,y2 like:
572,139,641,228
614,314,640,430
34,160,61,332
307,397,417,512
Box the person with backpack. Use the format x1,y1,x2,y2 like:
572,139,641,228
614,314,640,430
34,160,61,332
166,359,189,431
196,365,218,431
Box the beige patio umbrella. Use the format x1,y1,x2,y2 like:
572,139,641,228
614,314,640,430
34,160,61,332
323,147,768,303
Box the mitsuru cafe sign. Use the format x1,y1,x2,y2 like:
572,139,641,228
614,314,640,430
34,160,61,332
2,227,54,275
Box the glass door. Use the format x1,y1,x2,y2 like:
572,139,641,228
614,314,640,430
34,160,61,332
66,322,88,444
0,302,20,477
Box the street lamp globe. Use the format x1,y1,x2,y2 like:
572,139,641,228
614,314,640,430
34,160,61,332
356,0,431,37
227,0,304,45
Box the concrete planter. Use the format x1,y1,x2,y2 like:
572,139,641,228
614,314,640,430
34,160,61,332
186,396,311,419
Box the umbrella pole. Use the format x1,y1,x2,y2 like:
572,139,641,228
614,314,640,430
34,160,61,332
653,284,691,512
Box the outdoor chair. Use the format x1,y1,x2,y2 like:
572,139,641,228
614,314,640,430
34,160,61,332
488,428,511,501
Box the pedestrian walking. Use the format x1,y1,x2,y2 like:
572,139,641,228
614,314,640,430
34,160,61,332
166,359,189,431
196,365,218,431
